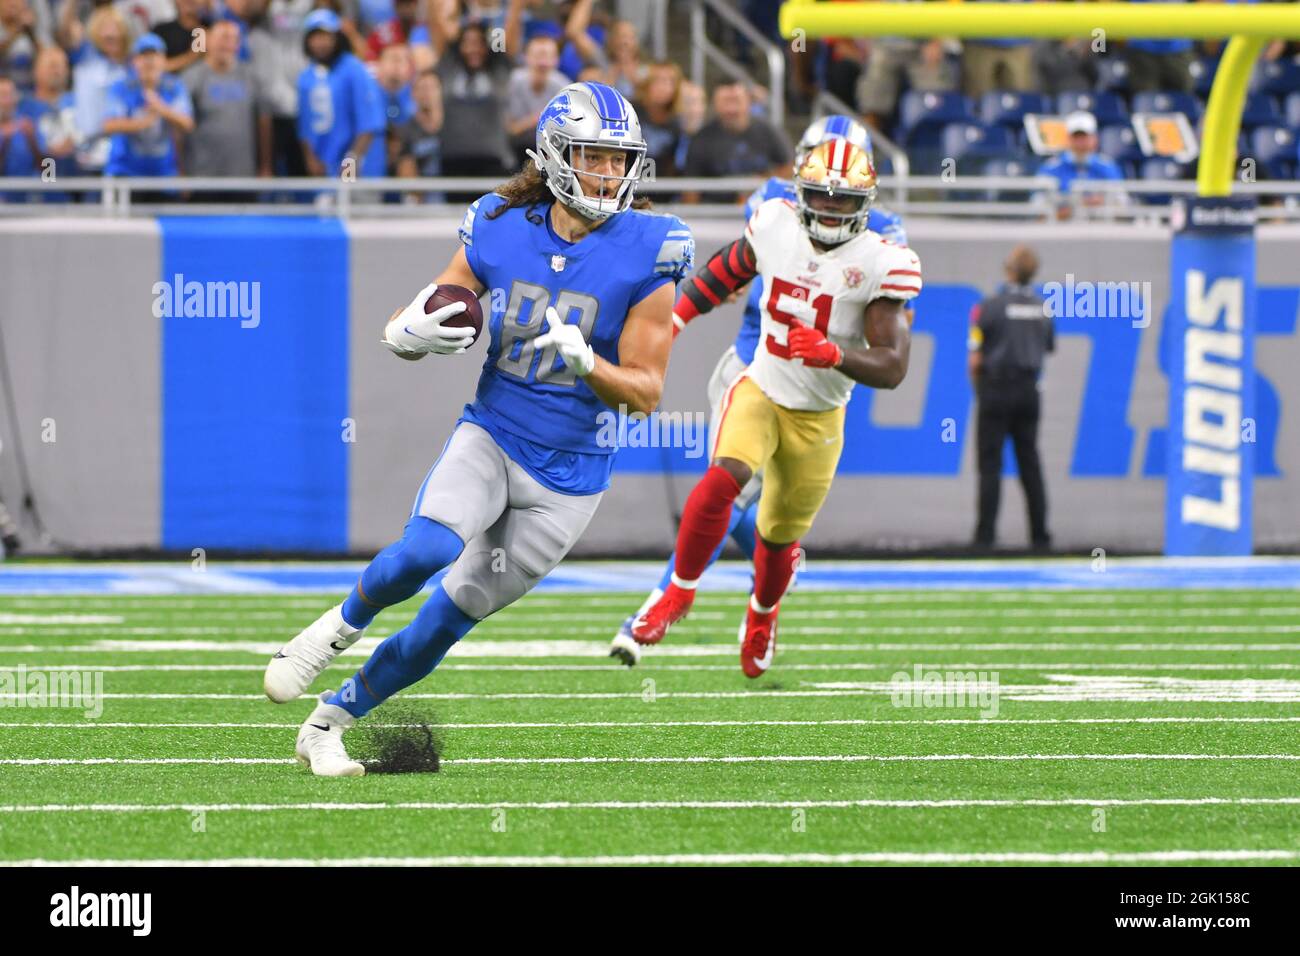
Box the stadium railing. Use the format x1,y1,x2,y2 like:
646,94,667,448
690,0,786,130
2,175,1299,221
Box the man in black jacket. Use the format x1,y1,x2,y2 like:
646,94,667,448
969,244,1054,551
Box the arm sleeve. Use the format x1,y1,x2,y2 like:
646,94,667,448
673,234,758,329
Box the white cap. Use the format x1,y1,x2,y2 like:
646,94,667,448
1065,110,1097,135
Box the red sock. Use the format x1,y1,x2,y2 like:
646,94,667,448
753,537,800,610
674,465,742,582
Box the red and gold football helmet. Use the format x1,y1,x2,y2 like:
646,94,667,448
794,138,878,246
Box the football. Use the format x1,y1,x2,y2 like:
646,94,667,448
425,283,484,346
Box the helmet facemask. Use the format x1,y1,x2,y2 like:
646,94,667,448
794,139,878,246
531,135,647,221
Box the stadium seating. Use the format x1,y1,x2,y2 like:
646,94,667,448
899,90,975,147
1098,124,1144,174
1249,125,1299,181
978,91,1050,129
942,122,1019,165
1239,93,1283,131
1139,157,1194,205
1056,90,1128,126
1131,90,1202,122
1189,56,1218,98
1256,59,1300,98
981,156,1038,202
1095,57,1131,94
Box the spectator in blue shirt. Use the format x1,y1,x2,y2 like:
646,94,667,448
296,8,386,179
373,40,414,175
71,5,132,173
0,73,43,201
1037,110,1125,220
102,34,196,178
21,46,78,175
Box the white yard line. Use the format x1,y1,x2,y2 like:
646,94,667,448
8,662,1300,676
4,623,1299,638
0,716,1299,730
3,850,1296,866
4,753,1299,766
3,796,1299,813
6,606,1297,622
7,591,1300,610
0,615,125,625
5,637,1300,657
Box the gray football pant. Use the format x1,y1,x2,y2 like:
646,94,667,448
413,422,603,620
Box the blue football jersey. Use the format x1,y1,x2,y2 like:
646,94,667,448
458,193,694,495
734,177,908,365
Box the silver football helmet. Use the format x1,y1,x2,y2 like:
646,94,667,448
528,82,648,221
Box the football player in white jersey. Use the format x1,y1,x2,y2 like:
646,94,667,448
629,134,922,676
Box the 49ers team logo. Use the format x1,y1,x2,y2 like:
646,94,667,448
843,266,864,289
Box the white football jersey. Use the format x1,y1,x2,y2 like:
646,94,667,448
744,198,922,411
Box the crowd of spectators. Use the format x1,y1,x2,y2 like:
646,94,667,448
4,0,1300,208
1,0,770,204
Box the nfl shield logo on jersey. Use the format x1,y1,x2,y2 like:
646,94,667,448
843,266,864,289
551,255,567,273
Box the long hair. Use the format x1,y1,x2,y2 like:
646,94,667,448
485,161,652,222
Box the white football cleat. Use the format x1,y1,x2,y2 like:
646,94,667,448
264,604,363,703
609,625,641,667
296,692,365,777
609,588,662,666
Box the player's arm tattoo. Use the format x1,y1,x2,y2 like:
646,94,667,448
836,297,911,390
673,235,759,330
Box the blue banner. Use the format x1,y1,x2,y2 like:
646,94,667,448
1164,197,1257,556
159,217,350,552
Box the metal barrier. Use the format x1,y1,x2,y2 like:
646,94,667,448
2,174,1298,221
690,0,786,129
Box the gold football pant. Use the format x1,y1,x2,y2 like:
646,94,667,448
712,376,845,543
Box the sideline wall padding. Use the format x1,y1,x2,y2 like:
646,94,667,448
158,217,350,552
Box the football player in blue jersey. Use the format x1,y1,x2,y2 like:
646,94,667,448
609,114,909,666
265,81,694,776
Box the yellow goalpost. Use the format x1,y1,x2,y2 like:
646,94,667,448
776,0,1299,196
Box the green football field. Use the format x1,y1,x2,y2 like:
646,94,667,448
1,583,1298,866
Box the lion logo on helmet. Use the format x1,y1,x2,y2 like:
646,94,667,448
538,93,573,134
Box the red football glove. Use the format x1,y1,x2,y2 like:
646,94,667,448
787,322,842,368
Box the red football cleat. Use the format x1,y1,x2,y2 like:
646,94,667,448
630,582,695,645
739,602,779,678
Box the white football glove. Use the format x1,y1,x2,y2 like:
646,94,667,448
534,307,596,377
382,283,477,356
